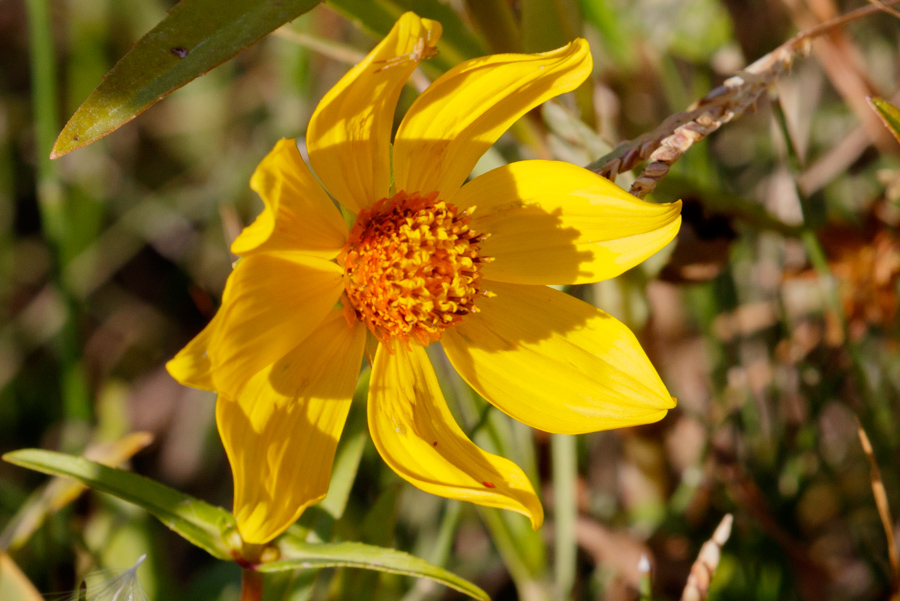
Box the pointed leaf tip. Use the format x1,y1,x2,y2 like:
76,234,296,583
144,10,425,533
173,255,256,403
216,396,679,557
51,0,323,158
266,537,491,601
4,449,235,560
868,96,900,146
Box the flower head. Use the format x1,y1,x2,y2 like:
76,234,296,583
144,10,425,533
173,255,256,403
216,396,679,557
167,12,682,545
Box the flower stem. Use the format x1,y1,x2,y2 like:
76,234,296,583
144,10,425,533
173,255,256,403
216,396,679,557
240,568,264,601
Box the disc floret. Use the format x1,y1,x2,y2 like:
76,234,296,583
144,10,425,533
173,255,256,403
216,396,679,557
343,191,489,346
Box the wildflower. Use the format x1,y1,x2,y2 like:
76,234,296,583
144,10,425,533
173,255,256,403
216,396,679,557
167,12,682,544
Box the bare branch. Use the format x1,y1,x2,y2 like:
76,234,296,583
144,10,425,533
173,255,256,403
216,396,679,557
587,0,900,199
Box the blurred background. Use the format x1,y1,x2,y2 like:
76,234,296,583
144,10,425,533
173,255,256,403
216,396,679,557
2,0,900,599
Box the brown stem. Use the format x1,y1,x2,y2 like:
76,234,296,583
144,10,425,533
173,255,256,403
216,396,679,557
240,568,264,601
586,0,900,196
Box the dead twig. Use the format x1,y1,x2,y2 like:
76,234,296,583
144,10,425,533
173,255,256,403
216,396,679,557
680,514,733,601
857,420,900,596
783,0,897,153
587,0,900,199
869,0,900,20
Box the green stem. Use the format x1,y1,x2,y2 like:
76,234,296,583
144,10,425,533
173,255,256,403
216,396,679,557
26,0,63,242
551,434,577,600
26,0,92,436
771,96,881,418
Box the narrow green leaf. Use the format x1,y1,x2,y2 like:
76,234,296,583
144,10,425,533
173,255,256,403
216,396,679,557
0,432,153,552
3,449,235,560
263,537,489,601
51,0,323,158
400,500,463,601
477,507,549,599
342,485,400,599
432,357,549,599
869,96,900,146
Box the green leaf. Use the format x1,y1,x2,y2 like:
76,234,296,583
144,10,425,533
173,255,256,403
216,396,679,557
3,449,235,560
51,0,323,158
0,432,153,552
264,537,490,601
869,96,900,146
342,485,400,599
326,0,486,72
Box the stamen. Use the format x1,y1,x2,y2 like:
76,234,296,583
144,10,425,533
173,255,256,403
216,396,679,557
343,191,488,346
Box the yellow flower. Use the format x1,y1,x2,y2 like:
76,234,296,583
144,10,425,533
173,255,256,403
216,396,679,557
167,12,682,545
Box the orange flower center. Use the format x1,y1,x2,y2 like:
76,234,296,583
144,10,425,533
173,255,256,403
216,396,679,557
343,191,488,347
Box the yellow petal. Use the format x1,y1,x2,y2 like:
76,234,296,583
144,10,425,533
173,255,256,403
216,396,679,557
369,344,543,528
167,254,344,398
218,310,367,544
442,282,675,435
451,160,682,285
167,263,248,390
307,13,442,213
231,139,348,258
393,40,592,198
166,314,219,391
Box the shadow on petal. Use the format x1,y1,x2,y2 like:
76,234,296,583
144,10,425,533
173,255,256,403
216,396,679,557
219,310,366,544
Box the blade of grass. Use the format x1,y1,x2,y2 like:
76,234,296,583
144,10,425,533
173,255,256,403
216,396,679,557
857,421,900,595
0,104,12,332
400,500,462,601
26,0,93,440
551,434,577,600
477,507,551,601
342,485,400,600
430,349,549,600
